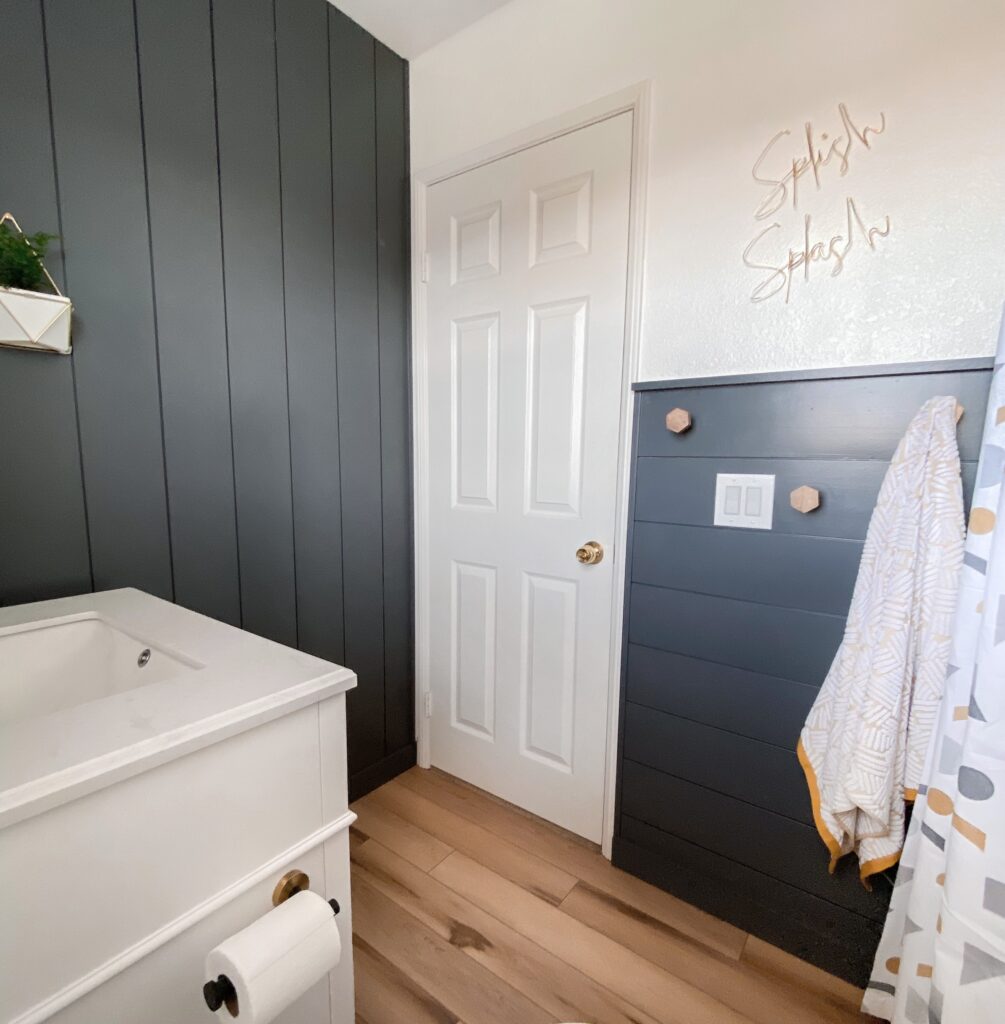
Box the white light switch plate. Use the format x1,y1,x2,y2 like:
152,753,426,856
713,473,775,529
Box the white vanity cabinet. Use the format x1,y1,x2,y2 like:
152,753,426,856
0,589,357,1024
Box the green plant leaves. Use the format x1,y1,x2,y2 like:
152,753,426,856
0,223,57,292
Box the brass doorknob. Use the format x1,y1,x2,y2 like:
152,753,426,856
576,541,604,565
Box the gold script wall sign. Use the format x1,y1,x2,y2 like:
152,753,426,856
743,102,892,304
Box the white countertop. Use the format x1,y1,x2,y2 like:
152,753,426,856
0,589,356,828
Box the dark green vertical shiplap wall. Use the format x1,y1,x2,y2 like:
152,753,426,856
0,0,413,797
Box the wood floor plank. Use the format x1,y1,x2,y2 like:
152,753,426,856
400,765,596,848
353,836,663,1024
352,873,551,1024
397,766,746,958
349,793,452,871
562,881,868,1024
431,850,755,1024
353,934,462,1024
371,778,578,905
349,825,369,855
741,936,868,1017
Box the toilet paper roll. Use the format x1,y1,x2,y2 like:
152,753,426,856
205,890,342,1023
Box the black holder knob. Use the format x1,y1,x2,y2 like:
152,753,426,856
203,974,237,1013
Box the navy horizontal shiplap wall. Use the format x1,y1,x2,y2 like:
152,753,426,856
0,0,413,798
613,359,994,985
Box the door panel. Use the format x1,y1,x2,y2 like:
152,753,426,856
451,560,497,739
526,299,588,515
521,571,578,769
451,314,499,509
425,112,633,840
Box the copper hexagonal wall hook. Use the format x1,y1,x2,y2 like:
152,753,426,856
665,408,692,434
790,485,820,513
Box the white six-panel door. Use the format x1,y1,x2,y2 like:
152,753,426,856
423,112,633,841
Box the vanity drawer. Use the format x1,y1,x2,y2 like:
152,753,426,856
47,829,355,1024
1,696,348,1022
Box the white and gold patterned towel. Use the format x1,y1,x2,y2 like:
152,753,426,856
798,395,965,883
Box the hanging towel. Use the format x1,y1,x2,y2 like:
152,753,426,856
798,395,965,883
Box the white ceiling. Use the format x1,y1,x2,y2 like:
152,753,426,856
330,0,514,59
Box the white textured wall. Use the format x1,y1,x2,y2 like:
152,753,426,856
410,0,1005,381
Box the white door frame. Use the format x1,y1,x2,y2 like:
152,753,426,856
411,82,652,857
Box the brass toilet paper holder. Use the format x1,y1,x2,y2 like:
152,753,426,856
202,868,341,1016
272,868,340,915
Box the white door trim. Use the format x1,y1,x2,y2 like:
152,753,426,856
411,82,652,858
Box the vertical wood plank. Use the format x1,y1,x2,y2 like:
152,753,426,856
375,43,413,754
276,0,345,662
0,0,91,605
44,0,172,597
134,0,240,625
212,0,297,644
330,8,386,770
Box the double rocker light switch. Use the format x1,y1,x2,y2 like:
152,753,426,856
713,473,775,530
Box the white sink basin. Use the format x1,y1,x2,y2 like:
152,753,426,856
0,614,200,726
0,588,355,829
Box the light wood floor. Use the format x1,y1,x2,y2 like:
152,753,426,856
349,766,875,1024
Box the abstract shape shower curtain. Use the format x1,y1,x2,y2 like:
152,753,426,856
864,313,1005,1023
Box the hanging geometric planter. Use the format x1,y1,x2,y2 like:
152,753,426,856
0,212,72,355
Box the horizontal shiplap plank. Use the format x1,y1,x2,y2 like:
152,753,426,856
623,703,812,824
615,818,884,986
625,644,816,747
619,761,885,921
637,371,990,461
631,522,860,616
635,458,884,539
628,584,844,685
635,457,977,540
